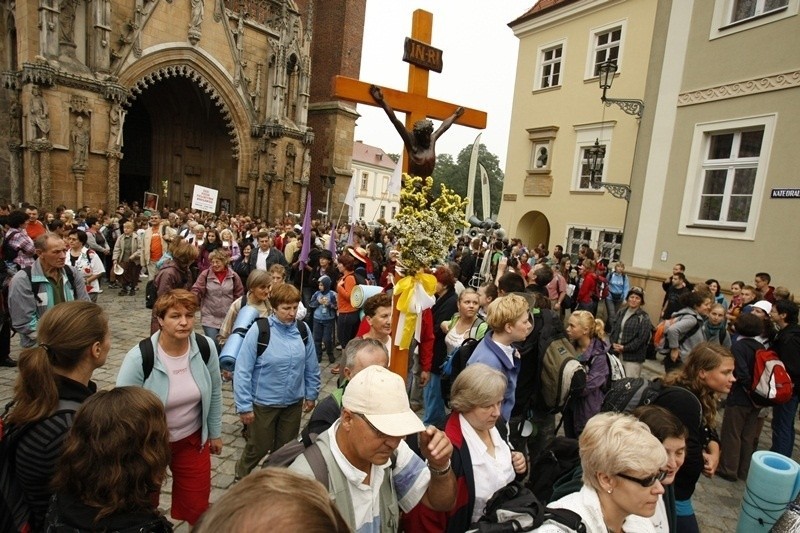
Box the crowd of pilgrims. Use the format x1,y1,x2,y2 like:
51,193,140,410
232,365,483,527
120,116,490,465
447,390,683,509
1,199,798,533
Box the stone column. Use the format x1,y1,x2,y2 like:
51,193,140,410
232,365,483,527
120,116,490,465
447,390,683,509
8,142,22,206
247,170,258,215
106,150,123,212
73,167,85,208
263,174,274,222
28,139,53,207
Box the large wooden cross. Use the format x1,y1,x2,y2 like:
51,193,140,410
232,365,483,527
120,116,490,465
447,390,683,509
332,9,487,173
332,9,487,380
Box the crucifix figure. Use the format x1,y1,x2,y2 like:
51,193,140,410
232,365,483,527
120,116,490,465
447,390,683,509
370,85,462,178
333,9,486,177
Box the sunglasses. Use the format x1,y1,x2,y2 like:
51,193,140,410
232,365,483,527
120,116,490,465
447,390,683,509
616,470,667,487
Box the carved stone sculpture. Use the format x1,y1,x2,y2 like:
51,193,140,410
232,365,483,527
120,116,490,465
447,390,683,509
30,86,51,140
188,0,204,45
71,115,89,168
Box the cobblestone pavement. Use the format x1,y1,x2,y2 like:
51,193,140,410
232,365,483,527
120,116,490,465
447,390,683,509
2,288,798,532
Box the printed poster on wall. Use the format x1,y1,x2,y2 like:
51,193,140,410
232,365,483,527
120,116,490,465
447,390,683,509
191,185,219,212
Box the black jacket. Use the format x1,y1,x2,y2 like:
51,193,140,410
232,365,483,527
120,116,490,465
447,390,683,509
774,323,800,394
431,288,458,375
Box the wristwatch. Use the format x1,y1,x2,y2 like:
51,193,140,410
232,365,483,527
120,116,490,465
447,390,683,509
427,459,452,476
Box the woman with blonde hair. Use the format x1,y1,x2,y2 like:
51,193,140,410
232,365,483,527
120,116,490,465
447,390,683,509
2,301,109,532
565,310,609,437
45,387,172,531
536,413,667,532
653,342,733,533
218,269,272,345
194,468,349,533
403,363,527,532
219,228,241,262
117,289,223,525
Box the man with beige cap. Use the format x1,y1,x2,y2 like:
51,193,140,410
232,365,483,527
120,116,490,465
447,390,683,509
290,365,457,532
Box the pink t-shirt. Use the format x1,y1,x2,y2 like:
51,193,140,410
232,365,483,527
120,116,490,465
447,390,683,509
157,345,202,442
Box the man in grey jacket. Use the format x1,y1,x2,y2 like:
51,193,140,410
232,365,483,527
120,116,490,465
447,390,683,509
9,234,90,347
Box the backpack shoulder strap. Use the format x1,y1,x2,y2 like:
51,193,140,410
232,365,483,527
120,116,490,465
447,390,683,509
240,293,248,308
256,317,271,357
194,333,211,365
301,442,329,487
296,320,310,345
63,266,78,299
543,507,586,533
139,338,155,381
23,266,42,304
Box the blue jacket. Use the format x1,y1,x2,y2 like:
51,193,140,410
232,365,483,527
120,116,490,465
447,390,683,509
234,315,321,413
116,332,222,444
309,289,337,321
466,331,521,421
607,272,630,300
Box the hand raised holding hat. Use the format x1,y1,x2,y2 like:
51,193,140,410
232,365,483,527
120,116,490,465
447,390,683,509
418,425,453,471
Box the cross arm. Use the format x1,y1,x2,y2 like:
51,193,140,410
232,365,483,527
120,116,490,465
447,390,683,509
332,76,487,130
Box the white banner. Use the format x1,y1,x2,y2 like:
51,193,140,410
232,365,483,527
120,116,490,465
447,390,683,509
191,184,219,212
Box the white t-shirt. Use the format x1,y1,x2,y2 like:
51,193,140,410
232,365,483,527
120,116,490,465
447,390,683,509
651,495,669,532
459,414,515,522
69,247,105,294
327,421,430,533
158,345,202,442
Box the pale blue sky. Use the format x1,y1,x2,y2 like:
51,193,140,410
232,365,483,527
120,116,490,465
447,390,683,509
357,2,534,169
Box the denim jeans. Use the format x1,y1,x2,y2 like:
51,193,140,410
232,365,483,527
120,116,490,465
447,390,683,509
313,318,335,363
202,326,220,353
423,373,446,428
771,395,799,457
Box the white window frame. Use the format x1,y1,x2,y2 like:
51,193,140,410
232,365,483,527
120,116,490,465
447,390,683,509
564,225,623,262
571,123,614,192
679,114,776,241
533,39,566,91
710,0,797,39
391,206,397,219
585,20,626,80
358,203,365,219
360,172,369,192
379,205,386,219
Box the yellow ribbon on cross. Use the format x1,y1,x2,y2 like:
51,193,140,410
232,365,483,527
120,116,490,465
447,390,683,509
393,271,437,350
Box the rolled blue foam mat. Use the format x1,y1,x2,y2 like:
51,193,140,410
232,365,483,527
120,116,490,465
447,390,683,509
736,451,800,532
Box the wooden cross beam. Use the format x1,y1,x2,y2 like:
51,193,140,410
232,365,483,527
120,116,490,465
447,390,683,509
332,10,486,381
332,10,487,162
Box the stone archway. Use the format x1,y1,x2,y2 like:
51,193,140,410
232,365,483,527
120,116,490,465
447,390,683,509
516,210,551,249
116,49,254,211
119,75,237,209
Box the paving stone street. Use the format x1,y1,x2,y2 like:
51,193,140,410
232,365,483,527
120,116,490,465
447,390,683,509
2,288,798,532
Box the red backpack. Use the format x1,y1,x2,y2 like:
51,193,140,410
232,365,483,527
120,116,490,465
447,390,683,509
751,348,794,406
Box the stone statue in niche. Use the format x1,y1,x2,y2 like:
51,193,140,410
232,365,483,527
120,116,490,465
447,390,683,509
267,141,278,177
300,148,310,185
188,0,204,44
283,143,296,193
9,99,21,142
59,0,78,45
29,86,51,140
71,115,90,168
108,103,126,150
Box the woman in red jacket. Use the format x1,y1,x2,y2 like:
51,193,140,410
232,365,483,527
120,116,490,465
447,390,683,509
576,259,599,315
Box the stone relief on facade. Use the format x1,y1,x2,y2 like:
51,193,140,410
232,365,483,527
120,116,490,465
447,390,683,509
29,86,51,140
71,115,89,169
678,70,800,106
189,0,204,45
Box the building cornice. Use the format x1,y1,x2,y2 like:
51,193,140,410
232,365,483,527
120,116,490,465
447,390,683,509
510,0,616,37
677,70,800,106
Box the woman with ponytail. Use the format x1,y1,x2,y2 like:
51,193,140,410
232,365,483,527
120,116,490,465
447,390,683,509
3,301,109,532
565,310,609,438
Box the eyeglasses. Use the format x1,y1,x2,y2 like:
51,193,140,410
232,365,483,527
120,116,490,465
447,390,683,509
616,470,667,487
356,413,391,440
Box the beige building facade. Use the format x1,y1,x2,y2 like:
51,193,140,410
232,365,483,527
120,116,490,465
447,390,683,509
349,140,398,224
624,0,799,301
500,0,657,260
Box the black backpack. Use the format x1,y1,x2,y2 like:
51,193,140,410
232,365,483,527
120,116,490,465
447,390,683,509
0,399,82,533
138,333,211,380
254,317,310,356
600,377,664,414
24,266,79,303
526,436,581,503
470,481,586,532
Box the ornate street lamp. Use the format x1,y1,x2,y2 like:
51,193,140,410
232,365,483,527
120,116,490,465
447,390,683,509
587,138,631,202
597,61,644,120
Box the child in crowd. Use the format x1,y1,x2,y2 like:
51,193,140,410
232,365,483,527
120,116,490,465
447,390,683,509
476,280,497,320
309,275,337,364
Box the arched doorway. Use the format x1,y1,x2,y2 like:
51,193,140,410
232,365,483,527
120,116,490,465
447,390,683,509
516,211,551,249
119,76,237,210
